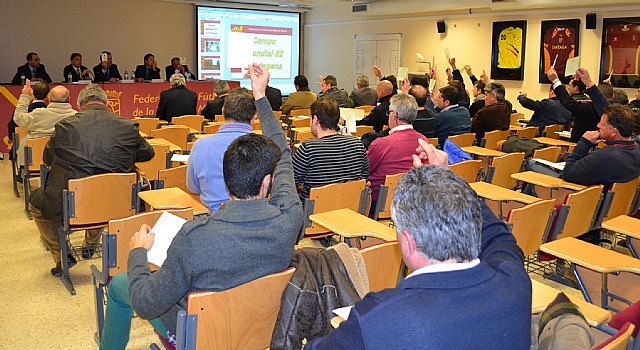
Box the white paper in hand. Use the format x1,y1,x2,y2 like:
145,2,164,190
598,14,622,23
428,78,437,93
565,56,580,77
444,48,451,60
147,212,188,267
397,67,409,82
333,306,353,321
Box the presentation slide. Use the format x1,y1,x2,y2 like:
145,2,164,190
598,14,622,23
196,6,300,95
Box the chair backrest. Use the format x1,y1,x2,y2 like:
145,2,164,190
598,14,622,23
594,322,635,350
185,268,295,350
66,173,138,226
290,108,311,117
482,130,510,150
307,179,366,234
290,117,311,128
605,178,640,220
515,126,538,139
449,160,482,183
508,199,556,256
556,185,604,240
158,165,188,192
361,242,402,292
448,133,476,147
355,105,375,114
428,138,439,147
25,136,50,172
135,143,170,182
203,122,224,134
173,115,204,132
354,125,373,137
107,208,193,276
543,124,564,139
150,126,189,149
214,114,224,122
510,112,524,126
377,173,404,219
134,117,160,135
489,152,525,189
273,111,283,119
253,119,261,131
296,130,316,143
532,146,561,162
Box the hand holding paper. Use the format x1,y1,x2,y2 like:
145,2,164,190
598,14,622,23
397,67,409,82
146,212,188,267
130,224,155,251
564,56,580,77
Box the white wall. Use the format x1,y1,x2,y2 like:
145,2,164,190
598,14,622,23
0,0,194,83
304,4,640,118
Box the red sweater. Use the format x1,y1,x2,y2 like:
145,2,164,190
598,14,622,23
367,128,427,202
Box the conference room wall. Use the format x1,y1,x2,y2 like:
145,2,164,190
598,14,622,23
0,0,194,84
305,5,640,119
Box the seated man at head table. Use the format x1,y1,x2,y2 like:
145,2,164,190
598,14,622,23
99,63,303,350
93,51,122,83
471,82,512,142
517,85,572,136
292,98,370,200
200,80,230,119
305,139,532,349
28,84,154,277
62,52,92,82
280,75,317,115
350,74,378,107
164,57,195,82
11,52,53,84
367,92,427,214
13,81,76,166
134,53,161,82
187,87,257,213
433,85,471,146
155,74,197,123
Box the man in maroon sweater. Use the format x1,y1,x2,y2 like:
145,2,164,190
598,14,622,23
367,93,427,213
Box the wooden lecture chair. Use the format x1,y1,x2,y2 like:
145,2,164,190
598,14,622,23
134,117,160,135
150,125,190,150
510,112,524,126
486,152,525,189
372,173,404,220
480,130,510,150
532,146,562,163
173,115,205,132
361,242,402,292
507,198,556,258
353,125,373,137
289,108,311,117
355,105,375,114
59,173,140,295
542,124,564,139
22,136,50,219
447,133,476,148
515,126,538,139
135,143,171,188
171,268,295,350
158,165,189,193
449,160,482,183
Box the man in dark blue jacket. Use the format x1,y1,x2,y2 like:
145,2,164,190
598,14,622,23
306,140,532,349
518,86,572,135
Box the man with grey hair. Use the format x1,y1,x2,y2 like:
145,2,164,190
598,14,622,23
367,93,427,212
155,73,197,123
471,81,512,141
350,75,377,107
29,84,154,276
201,80,230,119
306,139,531,349
14,80,76,166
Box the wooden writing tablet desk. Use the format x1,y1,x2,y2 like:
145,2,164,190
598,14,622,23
146,138,182,153
461,146,506,158
138,187,210,215
511,171,586,191
309,208,397,243
534,137,576,148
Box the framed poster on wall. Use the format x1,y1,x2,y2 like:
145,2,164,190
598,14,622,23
490,20,527,81
539,19,580,84
600,17,640,88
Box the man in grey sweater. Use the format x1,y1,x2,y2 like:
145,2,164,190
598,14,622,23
99,63,303,349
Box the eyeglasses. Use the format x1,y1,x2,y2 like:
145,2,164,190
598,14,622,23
386,109,396,117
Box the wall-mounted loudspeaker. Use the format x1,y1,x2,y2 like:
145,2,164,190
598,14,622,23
437,20,446,34
586,13,596,29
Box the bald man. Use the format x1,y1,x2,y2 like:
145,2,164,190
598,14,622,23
14,81,77,165
357,80,394,133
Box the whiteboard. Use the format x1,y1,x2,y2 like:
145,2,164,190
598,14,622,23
354,33,402,89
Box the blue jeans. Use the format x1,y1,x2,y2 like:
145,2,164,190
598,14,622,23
100,272,169,350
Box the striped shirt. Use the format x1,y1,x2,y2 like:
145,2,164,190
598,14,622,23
293,133,370,199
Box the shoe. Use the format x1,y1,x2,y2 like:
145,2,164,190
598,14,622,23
81,245,96,259
50,254,77,277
